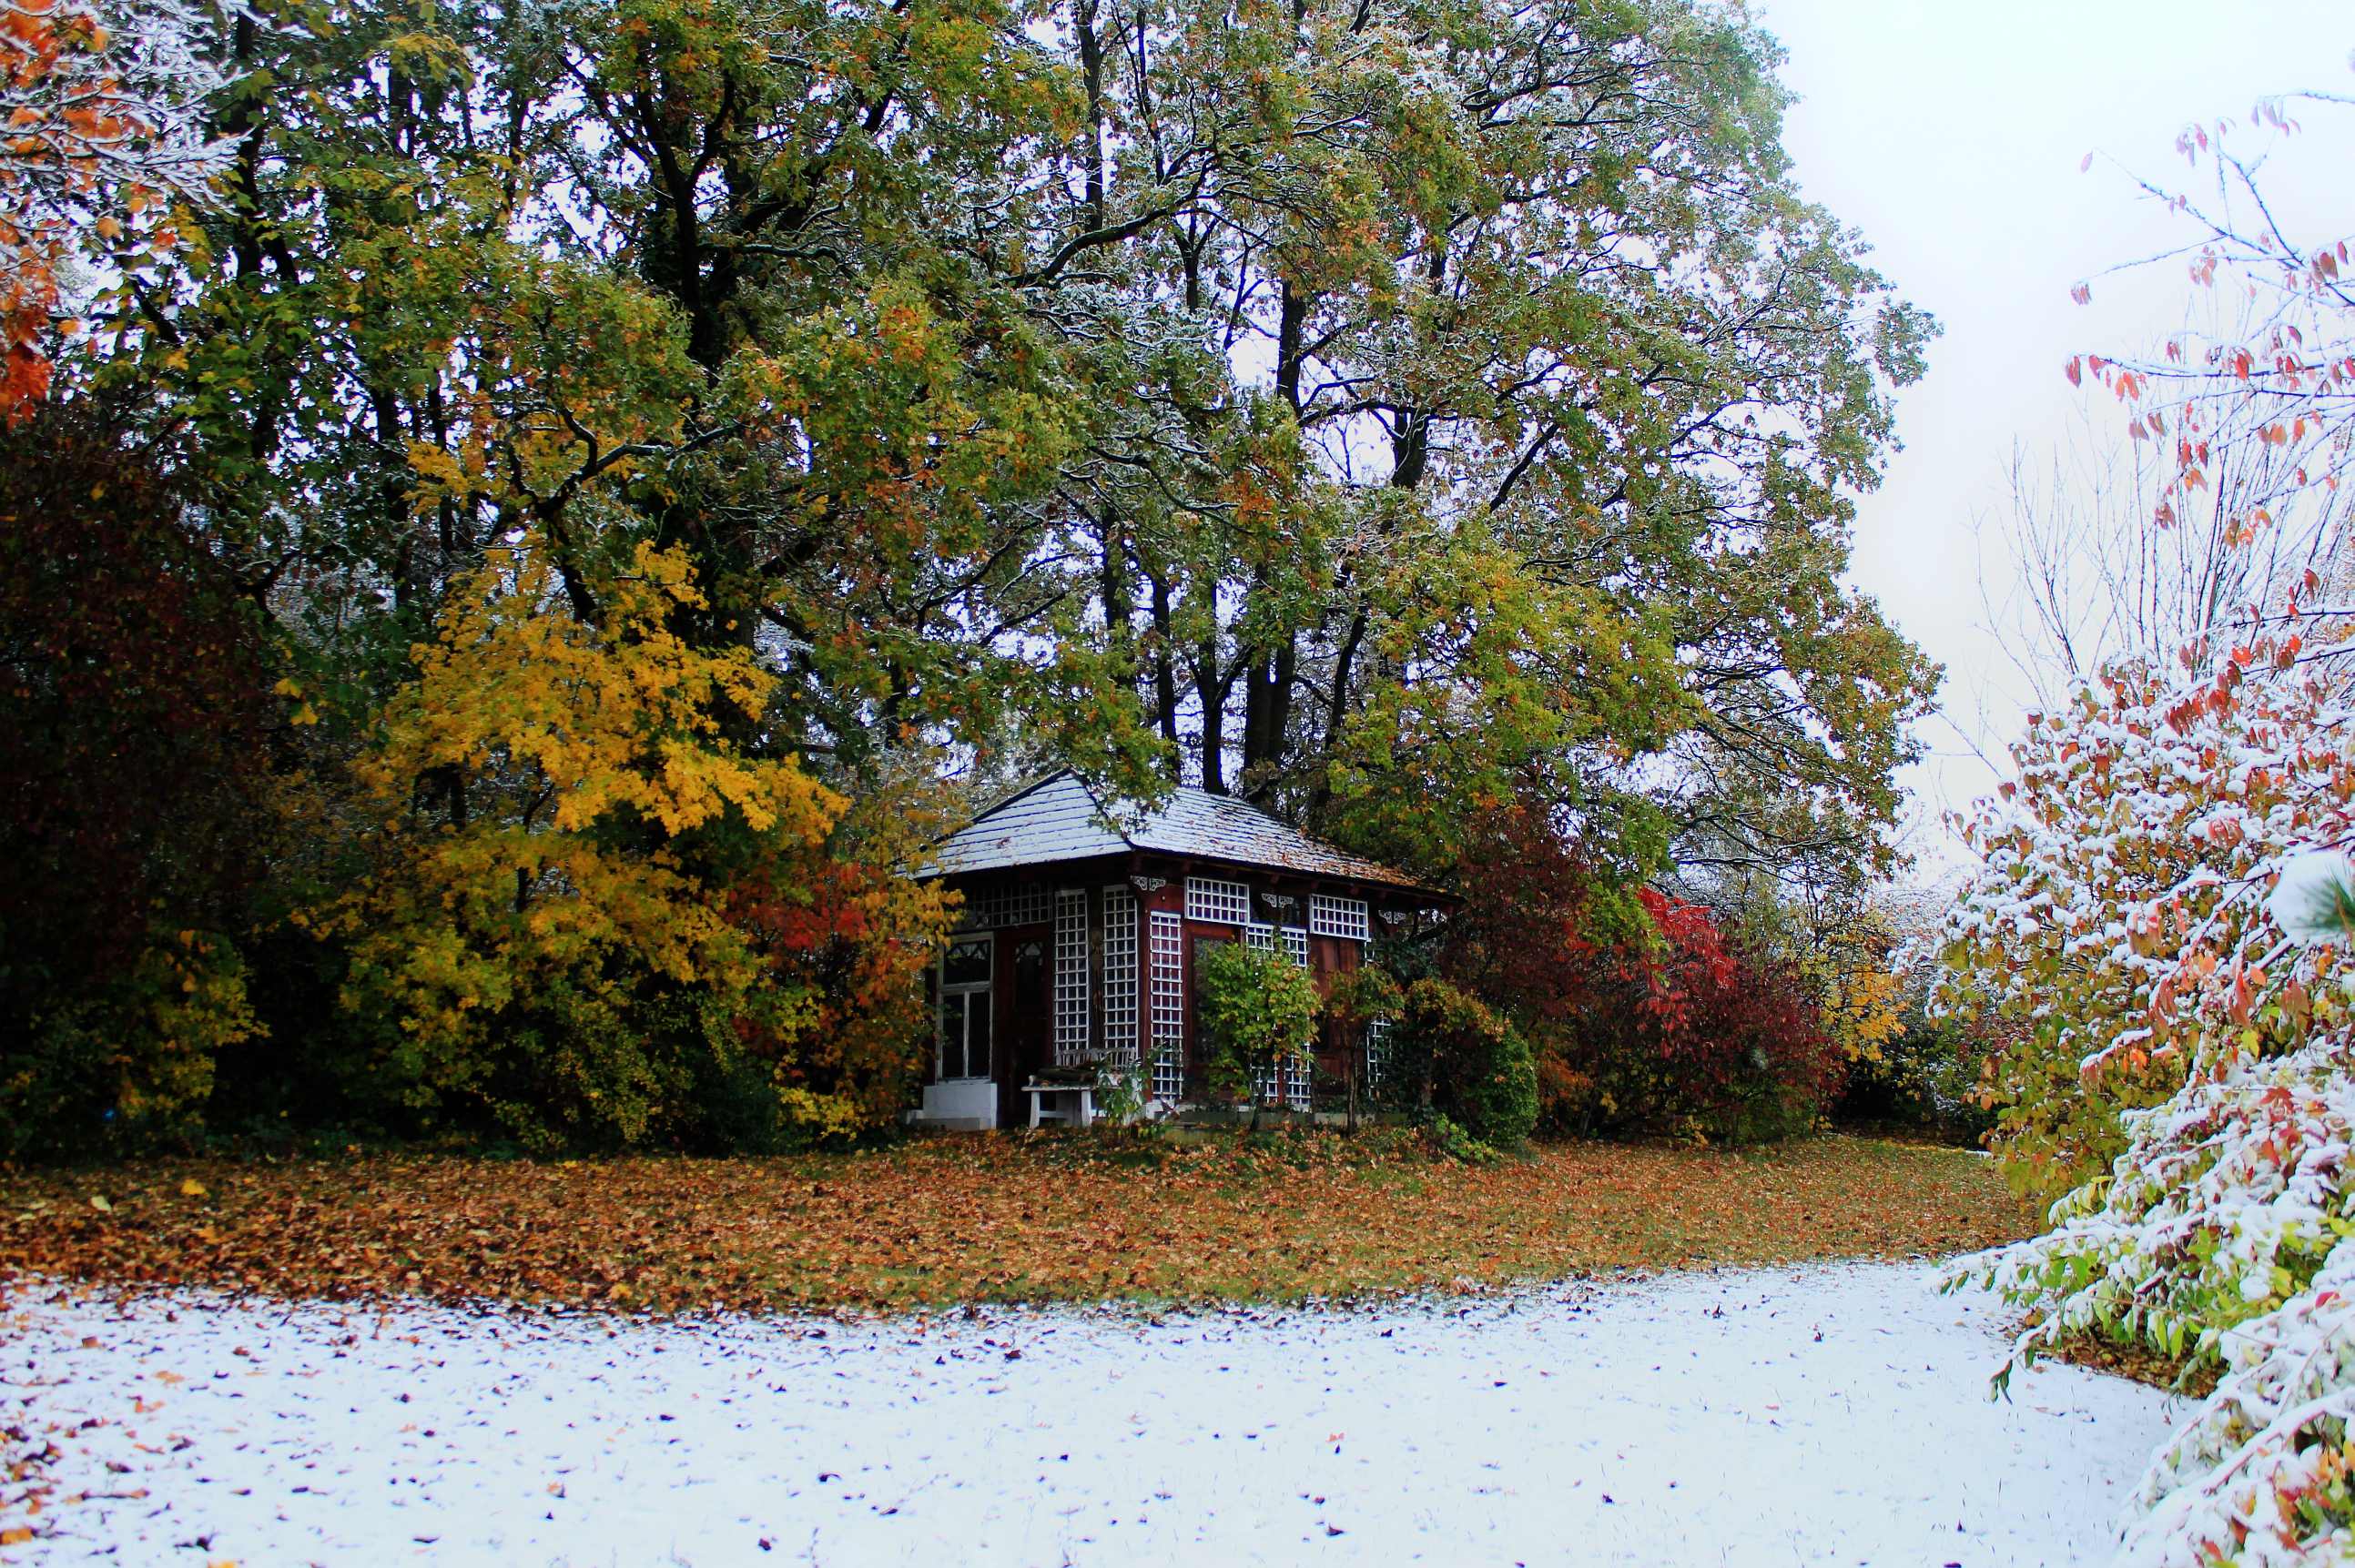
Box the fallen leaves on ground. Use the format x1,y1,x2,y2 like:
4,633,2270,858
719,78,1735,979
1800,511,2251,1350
2042,1330,2220,1400
0,1132,2030,1319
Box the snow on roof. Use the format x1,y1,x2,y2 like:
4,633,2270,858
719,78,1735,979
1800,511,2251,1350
926,771,1428,891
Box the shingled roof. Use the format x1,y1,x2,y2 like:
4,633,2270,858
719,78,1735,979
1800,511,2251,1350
927,771,1429,892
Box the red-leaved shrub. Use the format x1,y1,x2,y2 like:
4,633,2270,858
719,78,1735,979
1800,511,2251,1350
1435,800,1843,1143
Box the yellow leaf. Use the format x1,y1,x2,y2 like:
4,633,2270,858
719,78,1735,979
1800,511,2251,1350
88,1193,112,1213
180,1178,208,1198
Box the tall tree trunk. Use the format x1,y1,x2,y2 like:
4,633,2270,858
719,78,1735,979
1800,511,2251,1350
1233,278,1315,804
1073,0,1106,230
1196,642,1228,794
1147,573,1183,781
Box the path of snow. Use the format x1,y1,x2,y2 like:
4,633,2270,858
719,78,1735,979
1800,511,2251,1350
3,1259,2173,1566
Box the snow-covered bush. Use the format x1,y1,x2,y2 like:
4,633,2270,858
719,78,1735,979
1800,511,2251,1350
1947,625,2355,1563
1946,87,2355,1562
1934,650,2354,1199
1964,1031,2355,1565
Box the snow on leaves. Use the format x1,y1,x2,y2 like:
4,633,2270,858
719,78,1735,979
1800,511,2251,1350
1933,644,2355,1200
0,0,228,415
1945,633,2355,1564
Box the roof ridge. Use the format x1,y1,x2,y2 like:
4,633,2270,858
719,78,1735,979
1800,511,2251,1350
1064,769,1142,852
1188,781,1301,830
964,766,1080,824
934,766,1439,896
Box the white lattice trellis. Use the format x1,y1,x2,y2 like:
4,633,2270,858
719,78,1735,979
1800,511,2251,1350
1149,910,1185,1100
1101,885,1139,1067
1244,925,1314,1110
1253,1057,1314,1112
1308,893,1369,942
1185,875,1252,926
1253,1055,1314,1112
1366,1017,1393,1084
1053,888,1090,1065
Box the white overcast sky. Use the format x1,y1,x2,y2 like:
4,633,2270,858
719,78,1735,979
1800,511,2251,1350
1759,0,2352,870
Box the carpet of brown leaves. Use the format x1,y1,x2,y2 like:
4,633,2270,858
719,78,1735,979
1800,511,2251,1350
0,1131,2031,1317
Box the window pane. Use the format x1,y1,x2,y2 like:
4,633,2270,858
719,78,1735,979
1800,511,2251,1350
945,937,991,986
968,996,991,1077
938,996,958,1079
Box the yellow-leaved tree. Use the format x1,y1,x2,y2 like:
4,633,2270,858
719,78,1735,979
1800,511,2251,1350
1809,921,1906,1067
327,534,943,1149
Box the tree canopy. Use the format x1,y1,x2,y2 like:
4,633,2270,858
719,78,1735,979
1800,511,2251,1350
4,0,1936,1148
71,0,1932,880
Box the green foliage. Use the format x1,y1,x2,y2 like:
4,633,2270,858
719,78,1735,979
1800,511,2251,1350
1836,993,1998,1145
12,0,1936,1158
323,536,943,1152
1382,976,1538,1149
1195,941,1323,1117
3,936,260,1158
1422,1113,1501,1165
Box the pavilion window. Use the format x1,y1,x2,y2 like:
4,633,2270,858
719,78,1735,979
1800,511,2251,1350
1149,910,1185,1099
936,936,993,1081
957,884,1051,932
1308,894,1370,942
1185,876,1252,926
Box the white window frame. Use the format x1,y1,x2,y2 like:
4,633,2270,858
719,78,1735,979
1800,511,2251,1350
1185,875,1253,926
1309,894,1370,942
1149,910,1186,1100
1243,926,1313,1108
955,884,1052,933
1252,1054,1315,1112
937,933,994,1082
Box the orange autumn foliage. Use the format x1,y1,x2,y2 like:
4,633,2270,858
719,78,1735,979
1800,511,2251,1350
0,0,225,417
0,1134,2032,1316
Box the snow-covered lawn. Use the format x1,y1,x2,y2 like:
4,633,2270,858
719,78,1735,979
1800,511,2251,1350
5,1259,2172,1566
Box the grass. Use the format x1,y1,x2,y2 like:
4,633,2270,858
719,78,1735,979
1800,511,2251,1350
0,1129,2035,1317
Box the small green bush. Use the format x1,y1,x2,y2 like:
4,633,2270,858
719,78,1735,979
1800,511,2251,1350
1195,941,1323,1120
1386,976,1538,1148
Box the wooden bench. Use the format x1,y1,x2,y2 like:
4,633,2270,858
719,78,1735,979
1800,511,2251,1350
1020,1082,1096,1128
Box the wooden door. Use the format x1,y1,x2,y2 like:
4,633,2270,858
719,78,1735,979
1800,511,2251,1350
998,931,1052,1125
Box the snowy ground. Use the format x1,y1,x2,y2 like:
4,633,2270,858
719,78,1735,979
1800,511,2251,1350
3,1259,2174,1567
